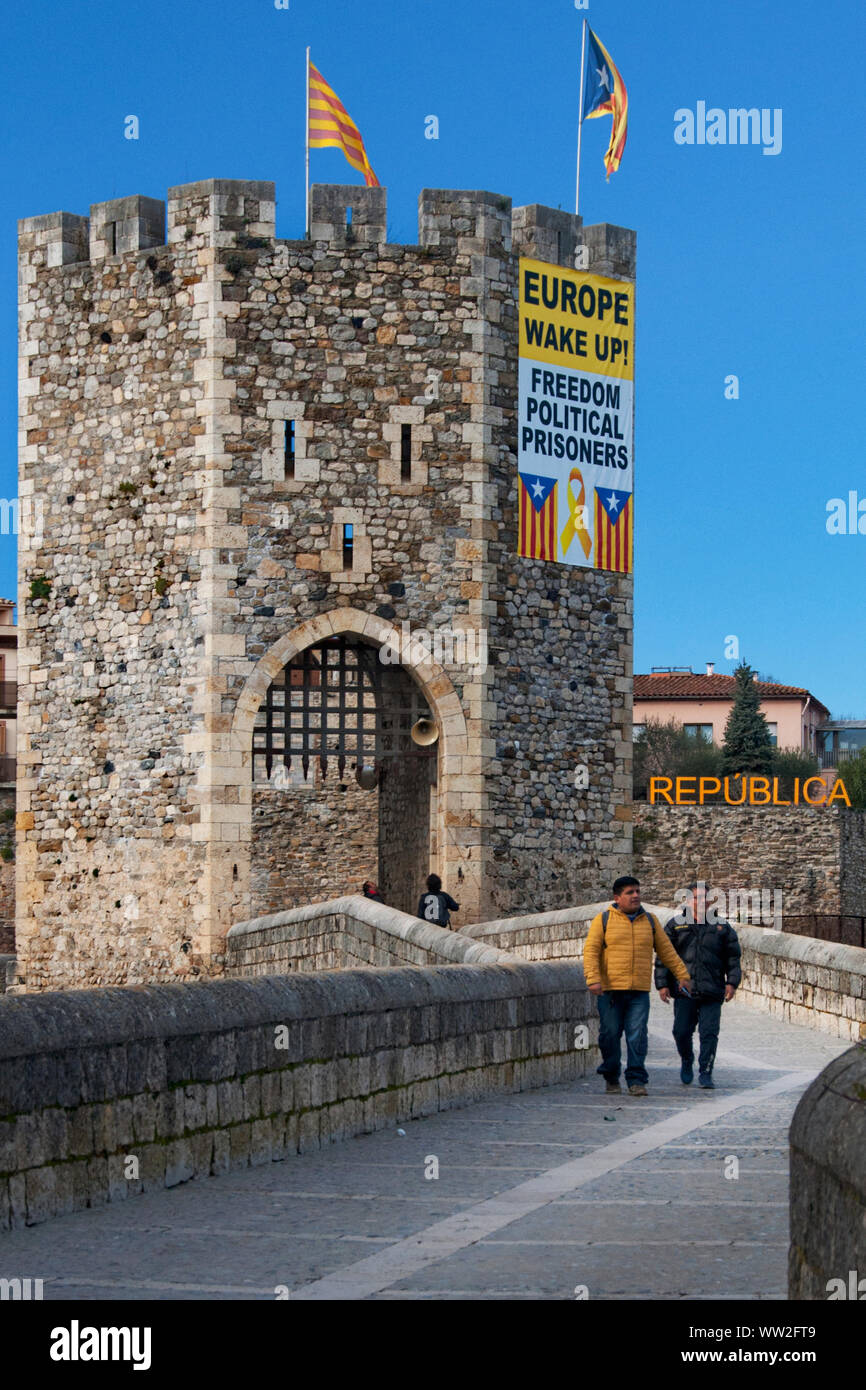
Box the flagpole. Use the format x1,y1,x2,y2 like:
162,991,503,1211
305,46,311,238
575,18,587,216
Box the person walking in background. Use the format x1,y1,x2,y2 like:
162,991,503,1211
584,876,691,1097
655,881,741,1090
362,880,385,904
418,874,459,929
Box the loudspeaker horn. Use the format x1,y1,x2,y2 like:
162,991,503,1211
410,717,440,747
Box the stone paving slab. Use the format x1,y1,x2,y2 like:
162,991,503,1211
0,997,850,1301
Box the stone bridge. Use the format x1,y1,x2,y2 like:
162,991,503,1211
0,898,863,1300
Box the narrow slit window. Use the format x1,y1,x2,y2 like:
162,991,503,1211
400,424,412,482
109,222,117,256
284,420,296,479
346,206,353,236
342,523,354,570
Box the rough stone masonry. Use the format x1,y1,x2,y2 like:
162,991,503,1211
16,181,636,991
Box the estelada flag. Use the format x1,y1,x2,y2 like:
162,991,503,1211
518,474,558,562
594,488,632,574
309,61,379,187
582,29,628,178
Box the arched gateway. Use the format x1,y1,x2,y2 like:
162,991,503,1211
229,607,473,923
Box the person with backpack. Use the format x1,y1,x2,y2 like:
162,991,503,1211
417,874,460,929
584,876,691,1097
655,881,742,1090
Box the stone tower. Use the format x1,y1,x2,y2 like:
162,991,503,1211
16,180,636,990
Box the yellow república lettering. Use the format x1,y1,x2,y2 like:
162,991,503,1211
649,777,673,804
803,778,827,805
749,778,771,804
827,779,851,806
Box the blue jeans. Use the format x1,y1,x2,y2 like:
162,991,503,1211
595,990,651,1086
673,996,722,1075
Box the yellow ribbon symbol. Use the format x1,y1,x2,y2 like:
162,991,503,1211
560,468,592,559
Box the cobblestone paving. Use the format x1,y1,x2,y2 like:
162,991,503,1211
0,999,849,1300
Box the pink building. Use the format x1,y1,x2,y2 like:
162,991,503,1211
633,665,829,754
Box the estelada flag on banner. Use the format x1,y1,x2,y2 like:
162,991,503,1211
582,28,628,178
594,488,632,574
308,60,380,187
518,473,558,562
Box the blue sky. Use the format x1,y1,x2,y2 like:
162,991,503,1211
1,0,864,716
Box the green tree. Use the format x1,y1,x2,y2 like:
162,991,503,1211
837,747,866,809
721,662,775,775
633,719,722,798
771,746,820,800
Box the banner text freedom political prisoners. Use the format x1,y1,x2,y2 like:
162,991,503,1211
521,366,629,470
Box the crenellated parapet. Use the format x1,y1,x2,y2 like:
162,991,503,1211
18,178,633,276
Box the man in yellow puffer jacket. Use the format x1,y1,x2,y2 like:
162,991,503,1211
584,875,691,1097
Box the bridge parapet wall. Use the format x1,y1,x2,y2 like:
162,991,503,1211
789,1043,866,1298
0,958,591,1230
228,896,866,1040
459,901,666,960
226,894,522,974
736,927,866,1041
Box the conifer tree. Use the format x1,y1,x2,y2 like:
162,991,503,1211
721,662,775,774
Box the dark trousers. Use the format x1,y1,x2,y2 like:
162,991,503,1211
595,990,650,1086
673,996,722,1074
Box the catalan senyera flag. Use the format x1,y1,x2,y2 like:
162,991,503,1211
309,61,379,187
582,28,628,179
519,474,558,562
594,488,632,574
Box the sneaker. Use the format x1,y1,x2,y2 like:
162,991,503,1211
698,1072,715,1089
680,1061,694,1085
605,1079,622,1094
628,1084,648,1096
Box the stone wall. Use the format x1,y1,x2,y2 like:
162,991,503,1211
0,959,592,1229
250,776,377,916
0,867,13,956
17,193,218,991
840,812,866,915
226,894,521,976
0,787,14,954
17,178,634,991
632,803,866,917
789,1043,866,1298
486,211,635,918
461,902,606,960
736,927,866,1041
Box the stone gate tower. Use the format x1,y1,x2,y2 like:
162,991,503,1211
16,179,636,990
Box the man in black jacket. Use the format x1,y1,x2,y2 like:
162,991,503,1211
655,882,742,1090
417,874,460,929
